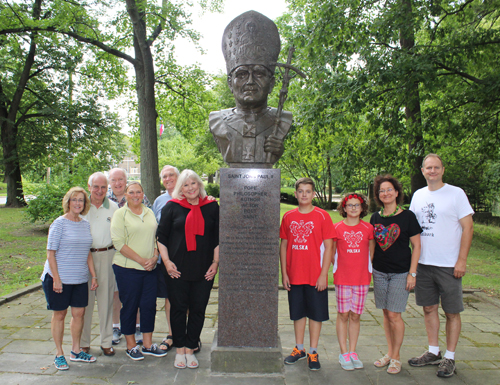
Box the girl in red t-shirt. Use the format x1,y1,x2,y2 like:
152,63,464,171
333,193,375,371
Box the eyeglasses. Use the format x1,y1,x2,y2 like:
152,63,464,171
70,198,85,203
346,204,361,209
379,188,394,194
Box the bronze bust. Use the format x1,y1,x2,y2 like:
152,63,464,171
210,11,292,168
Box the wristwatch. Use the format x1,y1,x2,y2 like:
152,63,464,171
409,272,417,278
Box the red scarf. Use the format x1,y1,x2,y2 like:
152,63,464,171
171,197,212,251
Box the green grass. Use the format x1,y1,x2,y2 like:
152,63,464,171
1,205,500,297
0,181,6,197
0,207,48,296
462,223,500,295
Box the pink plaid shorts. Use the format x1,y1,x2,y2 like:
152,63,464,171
335,285,369,314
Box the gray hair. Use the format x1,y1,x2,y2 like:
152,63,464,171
126,181,143,192
160,165,180,178
172,170,207,200
88,172,108,187
109,167,128,180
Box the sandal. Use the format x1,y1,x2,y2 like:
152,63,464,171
174,353,186,369
54,355,69,370
186,353,199,369
374,354,391,368
160,335,173,352
193,340,202,354
387,358,402,374
70,350,96,363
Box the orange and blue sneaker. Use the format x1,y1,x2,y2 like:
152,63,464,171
308,352,321,371
284,346,306,364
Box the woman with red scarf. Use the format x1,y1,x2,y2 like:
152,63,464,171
156,170,219,369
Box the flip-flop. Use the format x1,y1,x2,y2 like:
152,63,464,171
160,335,173,352
374,354,391,368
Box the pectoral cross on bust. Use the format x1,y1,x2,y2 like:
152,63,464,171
243,144,254,160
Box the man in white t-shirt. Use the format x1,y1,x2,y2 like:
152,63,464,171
409,154,474,378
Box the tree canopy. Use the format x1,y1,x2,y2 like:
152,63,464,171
1,0,222,205
277,0,500,207
0,0,126,206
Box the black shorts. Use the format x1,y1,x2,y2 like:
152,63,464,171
288,284,329,322
42,274,88,311
157,262,169,299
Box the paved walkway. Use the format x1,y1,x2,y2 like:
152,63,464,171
1,287,499,384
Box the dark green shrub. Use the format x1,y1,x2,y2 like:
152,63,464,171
24,182,69,223
24,171,90,223
205,183,220,198
280,190,298,205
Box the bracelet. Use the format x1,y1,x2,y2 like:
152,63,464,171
212,260,219,264
92,277,98,279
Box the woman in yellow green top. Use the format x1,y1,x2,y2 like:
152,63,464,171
110,182,165,361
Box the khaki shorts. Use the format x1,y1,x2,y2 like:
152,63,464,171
415,264,464,314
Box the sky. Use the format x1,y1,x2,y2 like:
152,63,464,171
174,0,288,74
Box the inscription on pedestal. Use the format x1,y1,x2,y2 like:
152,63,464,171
218,168,280,348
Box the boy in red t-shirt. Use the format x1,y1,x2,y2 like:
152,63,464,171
280,178,335,371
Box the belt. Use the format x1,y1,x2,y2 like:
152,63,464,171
91,245,115,253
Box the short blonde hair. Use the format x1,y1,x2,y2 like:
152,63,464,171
422,153,444,168
172,170,207,200
62,187,91,216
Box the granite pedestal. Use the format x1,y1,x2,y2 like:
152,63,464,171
211,168,283,373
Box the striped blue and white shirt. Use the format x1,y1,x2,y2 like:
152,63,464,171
41,216,93,285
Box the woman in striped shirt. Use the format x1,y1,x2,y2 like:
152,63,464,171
41,187,98,370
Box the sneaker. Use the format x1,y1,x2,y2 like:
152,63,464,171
339,353,354,370
70,350,96,363
54,355,69,370
308,352,321,371
142,343,168,357
437,357,456,378
284,347,306,364
408,350,442,367
112,327,122,345
135,327,143,344
126,345,144,361
350,352,364,369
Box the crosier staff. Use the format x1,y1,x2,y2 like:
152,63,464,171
265,46,306,162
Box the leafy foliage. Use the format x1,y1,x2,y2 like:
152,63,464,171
205,183,219,198
23,169,90,223
278,0,500,207
1,0,223,204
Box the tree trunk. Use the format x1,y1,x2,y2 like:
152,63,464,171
326,153,332,210
127,0,161,201
1,119,25,207
368,182,377,212
400,0,426,196
0,0,42,207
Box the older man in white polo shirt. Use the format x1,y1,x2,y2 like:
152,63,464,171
80,172,119,356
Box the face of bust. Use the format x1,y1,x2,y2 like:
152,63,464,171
228,64,275,111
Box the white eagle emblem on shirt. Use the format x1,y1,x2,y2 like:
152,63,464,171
343,231,363,248
290,220,315,243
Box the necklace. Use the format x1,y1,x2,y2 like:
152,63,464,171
380,205,401,218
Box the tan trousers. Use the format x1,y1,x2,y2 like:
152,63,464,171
81,248,115,348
